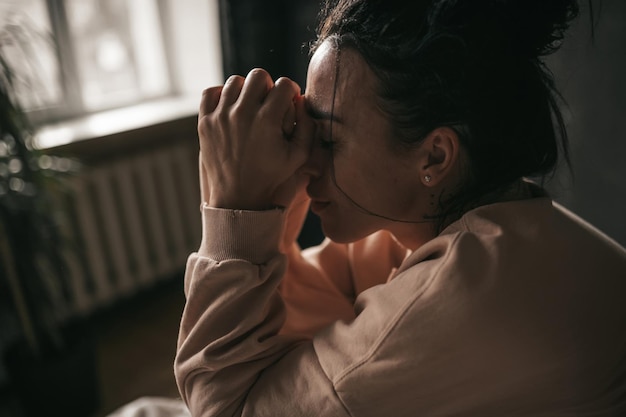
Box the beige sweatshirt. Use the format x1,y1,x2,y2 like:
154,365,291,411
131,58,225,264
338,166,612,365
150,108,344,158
175,192,626,416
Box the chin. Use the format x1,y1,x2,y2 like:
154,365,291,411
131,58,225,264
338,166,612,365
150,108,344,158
319,215,379,244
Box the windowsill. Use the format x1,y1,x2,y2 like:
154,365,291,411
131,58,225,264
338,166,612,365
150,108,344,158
34,95,200,150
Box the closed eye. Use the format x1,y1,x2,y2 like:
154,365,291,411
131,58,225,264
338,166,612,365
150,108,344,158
314,121,337,150
319,138,335,150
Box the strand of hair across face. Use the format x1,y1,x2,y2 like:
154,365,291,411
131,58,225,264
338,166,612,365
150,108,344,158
327,43,436,225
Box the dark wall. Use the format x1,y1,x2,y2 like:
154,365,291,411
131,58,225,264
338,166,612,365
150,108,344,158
547,0,626,246
219,0,626,247
219,0,319,86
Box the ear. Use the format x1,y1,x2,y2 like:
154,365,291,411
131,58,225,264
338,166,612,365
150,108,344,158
418,127,461,187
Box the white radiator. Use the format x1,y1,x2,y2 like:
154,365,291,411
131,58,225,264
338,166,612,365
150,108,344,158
60,141,201,315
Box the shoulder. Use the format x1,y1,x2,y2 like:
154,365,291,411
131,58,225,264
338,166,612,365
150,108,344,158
401,195,626,283
315,197,626,414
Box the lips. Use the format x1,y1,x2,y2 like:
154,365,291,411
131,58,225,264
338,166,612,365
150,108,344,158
306,184,330,214
310,200,330,214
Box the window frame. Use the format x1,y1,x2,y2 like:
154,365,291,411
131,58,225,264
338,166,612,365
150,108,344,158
25,0,177,125
30,0,225,150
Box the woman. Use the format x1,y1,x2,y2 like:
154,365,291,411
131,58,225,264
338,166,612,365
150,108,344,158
175,0,626,415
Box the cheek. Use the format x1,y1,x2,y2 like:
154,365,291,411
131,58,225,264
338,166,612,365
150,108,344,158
330,150,370,191
337,148,420,211
333,145,390,189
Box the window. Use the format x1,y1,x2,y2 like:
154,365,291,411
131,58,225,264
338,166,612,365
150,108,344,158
1,0,223,146
1,0,61,112
65,0,171,111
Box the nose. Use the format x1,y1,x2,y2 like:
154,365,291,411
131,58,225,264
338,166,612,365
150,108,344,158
298,125,331,179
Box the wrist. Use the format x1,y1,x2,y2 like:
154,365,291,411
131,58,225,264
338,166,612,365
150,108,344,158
199,206,285,264
208,193,277,211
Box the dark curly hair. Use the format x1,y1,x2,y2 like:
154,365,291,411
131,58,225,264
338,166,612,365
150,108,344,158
313,0,582,226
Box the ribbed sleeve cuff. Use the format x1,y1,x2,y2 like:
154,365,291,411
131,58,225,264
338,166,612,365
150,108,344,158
198,203,285,264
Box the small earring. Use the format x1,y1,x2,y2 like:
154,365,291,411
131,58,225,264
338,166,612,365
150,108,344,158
424,175,432,183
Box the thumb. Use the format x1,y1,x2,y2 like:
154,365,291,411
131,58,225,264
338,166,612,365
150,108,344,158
282,97,297,138
288,95,315,164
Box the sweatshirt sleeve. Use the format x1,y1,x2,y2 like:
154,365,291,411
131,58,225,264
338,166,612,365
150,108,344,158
174,205,350,417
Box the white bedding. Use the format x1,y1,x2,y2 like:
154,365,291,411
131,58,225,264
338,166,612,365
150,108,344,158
106,397,190,417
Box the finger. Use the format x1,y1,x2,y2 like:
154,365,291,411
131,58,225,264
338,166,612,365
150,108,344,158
282,98,296,138
290,95,315,159
217,75,245,109
238,68,274,107
263,77,300,125
199,86,223,118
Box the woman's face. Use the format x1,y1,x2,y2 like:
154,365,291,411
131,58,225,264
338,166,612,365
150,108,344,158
302,40,435,247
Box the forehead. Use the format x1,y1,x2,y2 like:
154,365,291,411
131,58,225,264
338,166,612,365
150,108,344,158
305,40,380,122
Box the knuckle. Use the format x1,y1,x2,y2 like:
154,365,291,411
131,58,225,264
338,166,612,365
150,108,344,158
200,87,219,104
247,68,270,82
274,76,292,86
198,113,210,126
202,86,219,97
217,109,231,125
198,116,212,137
225,74,244,85
221,75,244,101
199,112,215,126
230,102,248,120
274,77,298,92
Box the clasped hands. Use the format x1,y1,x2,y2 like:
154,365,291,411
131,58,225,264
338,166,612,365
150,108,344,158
198,68,315,211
